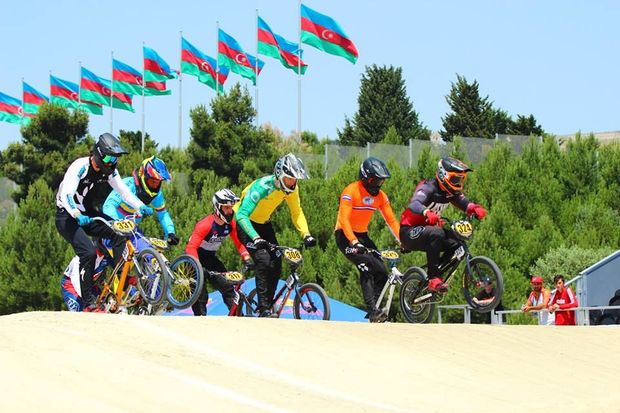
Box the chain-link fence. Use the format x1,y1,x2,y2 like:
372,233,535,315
314,134,536,178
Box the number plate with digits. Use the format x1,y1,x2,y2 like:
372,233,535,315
113,219,135,233
148,238,168,250
453,220,473,239
381,250,400,260
225,272,244,281
283,248,303,264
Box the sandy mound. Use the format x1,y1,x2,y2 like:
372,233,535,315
0,312,618,413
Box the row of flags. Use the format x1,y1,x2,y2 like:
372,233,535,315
0,4,359,126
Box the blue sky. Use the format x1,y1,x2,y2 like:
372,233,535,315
1,1,619,150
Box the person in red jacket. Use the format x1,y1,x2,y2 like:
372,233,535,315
185,188,253,316
548,274,578,325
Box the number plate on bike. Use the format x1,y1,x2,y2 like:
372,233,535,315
112,219,135,234
283,248,303,264
452,220,473,239
381,250,400,261
225,272,244,281
148,238,168,250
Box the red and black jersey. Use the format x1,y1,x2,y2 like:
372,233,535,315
400,178,470,226
185,214,250,261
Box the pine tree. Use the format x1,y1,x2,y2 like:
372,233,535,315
338,65,430,146
441,74,496,141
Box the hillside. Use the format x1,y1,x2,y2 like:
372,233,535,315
0,312,618,413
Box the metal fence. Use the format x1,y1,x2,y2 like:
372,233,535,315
303,134,537,178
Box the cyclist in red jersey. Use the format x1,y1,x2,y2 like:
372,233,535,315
399,157,487,292
185,189,253,316
335,157,400,323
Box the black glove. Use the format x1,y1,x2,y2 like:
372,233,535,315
303,235,317,248
351,241,366,254
253,237,268,250
167,233,180,246
243,258,255,271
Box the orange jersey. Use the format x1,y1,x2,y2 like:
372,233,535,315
335,181,400,243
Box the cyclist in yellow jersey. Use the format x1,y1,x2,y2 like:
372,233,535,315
234,153,317,317
335,157,400,323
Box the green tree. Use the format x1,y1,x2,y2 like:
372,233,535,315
508,114,544,136
338,65,430,146
0,103,89,202
187,83,276,185
441,74,496,141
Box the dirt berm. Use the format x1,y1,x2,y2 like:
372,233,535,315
0,312,618,413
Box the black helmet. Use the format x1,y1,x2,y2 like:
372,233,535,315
359,157,390,196
436,157,472,194
91,133,128,175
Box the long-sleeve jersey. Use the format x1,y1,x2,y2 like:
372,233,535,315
335,180,400,244
56,157,143,217
549,287,578,325
185,214,250,261
400,178,471,227
233,175,310,240
103,176,175,236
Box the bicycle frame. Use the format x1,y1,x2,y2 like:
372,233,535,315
375,251,406,318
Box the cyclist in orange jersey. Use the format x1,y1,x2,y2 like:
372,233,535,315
334,157,400,323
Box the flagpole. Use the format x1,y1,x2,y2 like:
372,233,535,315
110,51,115,134
141,41,146,153
20,77,25,124
78,61,82,106
297,0,302,141
178,30,183,149
255,9,259,129
216,21,220,96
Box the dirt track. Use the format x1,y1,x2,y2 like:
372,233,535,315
0,312,618,413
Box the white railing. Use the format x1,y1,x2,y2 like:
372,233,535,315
437,305,620,326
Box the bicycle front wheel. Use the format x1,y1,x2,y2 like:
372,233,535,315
399,267,435,324
135,247,168,306
463,256,504,314
166,254,204,309
293,283,330,320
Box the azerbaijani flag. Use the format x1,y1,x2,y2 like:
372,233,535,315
80,67,112,106
300,4,358,64
22,82,48,117
143,46,174,96
0,91,23,124
218,29,264,85
181,37,229,91
50,75,103,115
258,17,307,75
50,75,80,108
80,67,134,112
113,59,143,95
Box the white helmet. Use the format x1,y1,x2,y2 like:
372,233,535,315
274,153,309,194
212,188,239,223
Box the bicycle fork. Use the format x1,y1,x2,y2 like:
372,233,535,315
376,267,403,316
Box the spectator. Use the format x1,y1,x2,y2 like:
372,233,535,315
522,275,553,325
472,277,503,323
548,275,578,326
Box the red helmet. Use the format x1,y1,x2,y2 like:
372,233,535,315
531,276,543,285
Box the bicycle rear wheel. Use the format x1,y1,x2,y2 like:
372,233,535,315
399,267,435,324
462,256,504,314
166,254,204,309
293,283,330,320
135,247,168,306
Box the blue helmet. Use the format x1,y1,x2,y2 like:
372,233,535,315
136,156,171,197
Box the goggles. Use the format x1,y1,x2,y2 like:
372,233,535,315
102,154,118,165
